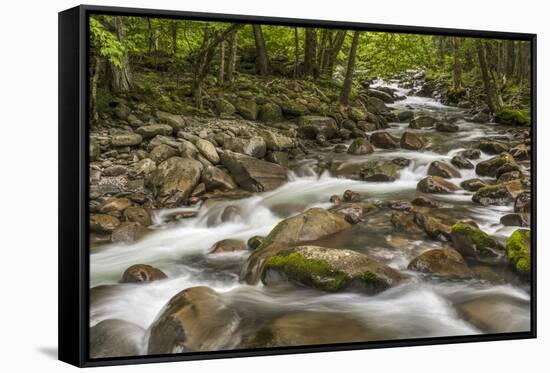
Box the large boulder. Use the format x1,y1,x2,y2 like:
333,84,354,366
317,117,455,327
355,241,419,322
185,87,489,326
370,131,399,149
123,207,152,227
368,89,394,103
261,245,404,293
221,150,287,192
281,101,309,116
99,197,131,214
156,111,186,129
90,214,120,234
121,264,167,283
111,222,145,243
409,115,437,129
400,132,425,150
258,130,295,151
223,136,266,158
417,176,459,194
427,161,461,179
149,144,178,164
297,116,338,139
241,311,377,348
233,98,258,120
450,222,504,263
149,157,203,205
461,178,488,192
195,139,220,164
458,295,530,333
347,138,374,155
111,133,142,147
90,319,145,358
505,229,531,275
359,160,400,181
451,155,474,169
472,180,523,206
365,96,388,114
147,287,240,353
241,208,351,284
201,165,237,191
407,248,473,279
479,141,509,155
136,124,173,139
515,192,531,213
130,158,157,178
435,121,459,133
258,102,284,123
475,153,516,177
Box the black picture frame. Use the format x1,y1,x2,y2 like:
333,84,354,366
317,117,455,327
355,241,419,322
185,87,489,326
58,4,537,368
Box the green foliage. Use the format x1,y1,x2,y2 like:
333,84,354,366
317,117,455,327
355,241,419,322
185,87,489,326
505,229,531,275
95,86,112,113
451,222,499,251
495,108,531,126
89,16,125,67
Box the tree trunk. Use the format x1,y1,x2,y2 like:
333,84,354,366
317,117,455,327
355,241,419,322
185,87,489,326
226,30,238,84
252,25,270,76
476,41,497,113
339,31,360,107
218,40,225,86
109,16,132,93
318,29,328,72
147,18,153,53
294,27,300,78
171,21,178,56
304,28,318,78
324,30,346,77
192,24,243,108
452,37,462,90
90,53,101,122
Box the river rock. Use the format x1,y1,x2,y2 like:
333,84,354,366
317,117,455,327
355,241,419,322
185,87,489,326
123,206,152,227
261,245,404,293
150,157,203,205
223,136,266,158
435,121,459,133
505,229,531,275
459,148,481,160
241,311,377,348
90,214,121,234
400,132,425,150
111,133,143,147
471,112,490,123
210,239,247,254
475,153,516,177
201,165,237,191
156,111,186,130
427,161,461,179
266,151,289,168
233,98,257,120
458,295,530,333
99,197,131,213
514,192,531,213
103,165,127,176
360,160,400,182
136,124,173,139
148,287,240,353
259,130,295,151
258,102,284,123
347,138,374,155
297,116,338,139
242,208,351,284
370,131,399,148
417,176,459,194
472,180,522,205
130,158,157,178
451,155,474,169
460,178,488,192
368,88,394,103
500,213,530,227
281,101,309,116
397,110,414,122
509,144,530,161
415,214,452,241
121,264,167,283
111,222,145,243
221,150,287,192
149,144,178,164
450,221,504,263
247,236,264,250
479,141,509,155
215,98,236,116
366,96,388,114
195,139,220,164
90,319,145,358
412,196,442,208
408,248,473,278
409,115,437,129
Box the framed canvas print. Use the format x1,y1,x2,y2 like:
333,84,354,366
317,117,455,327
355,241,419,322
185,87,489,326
58,5,536,367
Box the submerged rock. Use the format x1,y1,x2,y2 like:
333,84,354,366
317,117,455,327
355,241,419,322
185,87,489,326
408,248,473,279
458,295,530,333
261,245,405,293
435,121,459,133
221,150,287,192
210,239,247,254
505,229,531,275
147,287,240,353
409,115,437,129
417,176,459,194
90,319,145,358
360,160,400,182
500,213,529,227
121,264,167,283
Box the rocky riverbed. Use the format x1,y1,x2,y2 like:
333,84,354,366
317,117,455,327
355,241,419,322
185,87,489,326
88,73,532,358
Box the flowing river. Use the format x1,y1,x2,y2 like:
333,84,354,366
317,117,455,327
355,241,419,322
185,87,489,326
90,81,531,353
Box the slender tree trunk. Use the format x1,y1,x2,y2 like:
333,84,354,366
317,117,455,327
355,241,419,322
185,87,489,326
226,30,238,84
304,28,318,78
324,30,346,76
477,41,497,113
218,40,225,86
90,53,101,122
252,25,270,76
452,37,462,90
505,40,515,78
147,18,153,53
294,27,300,78
171,21,178,56
318,29,328,72
340,31,360,107
109,16,132,93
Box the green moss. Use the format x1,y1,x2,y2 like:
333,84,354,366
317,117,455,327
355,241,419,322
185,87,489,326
505,229,531,275
354,137,365,145
263,252,349,292
451,222,498,250
255,220,288,251
495,108,531,126
472,184,509,202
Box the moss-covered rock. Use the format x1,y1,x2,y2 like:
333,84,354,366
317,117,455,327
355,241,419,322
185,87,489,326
505,229,531,275
475,153,516,177
495,108,531,126
347,137,374,155
417,176,459,194
261,246,404,293
359,160,400,181
450,222,504,262
472,180,523,206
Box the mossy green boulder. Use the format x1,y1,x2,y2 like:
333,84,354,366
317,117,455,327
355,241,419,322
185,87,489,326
475,153,516,177
505,229,531,275
495,108,531,126
261,246,405,294
472,180,523,206
450,222,504,262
